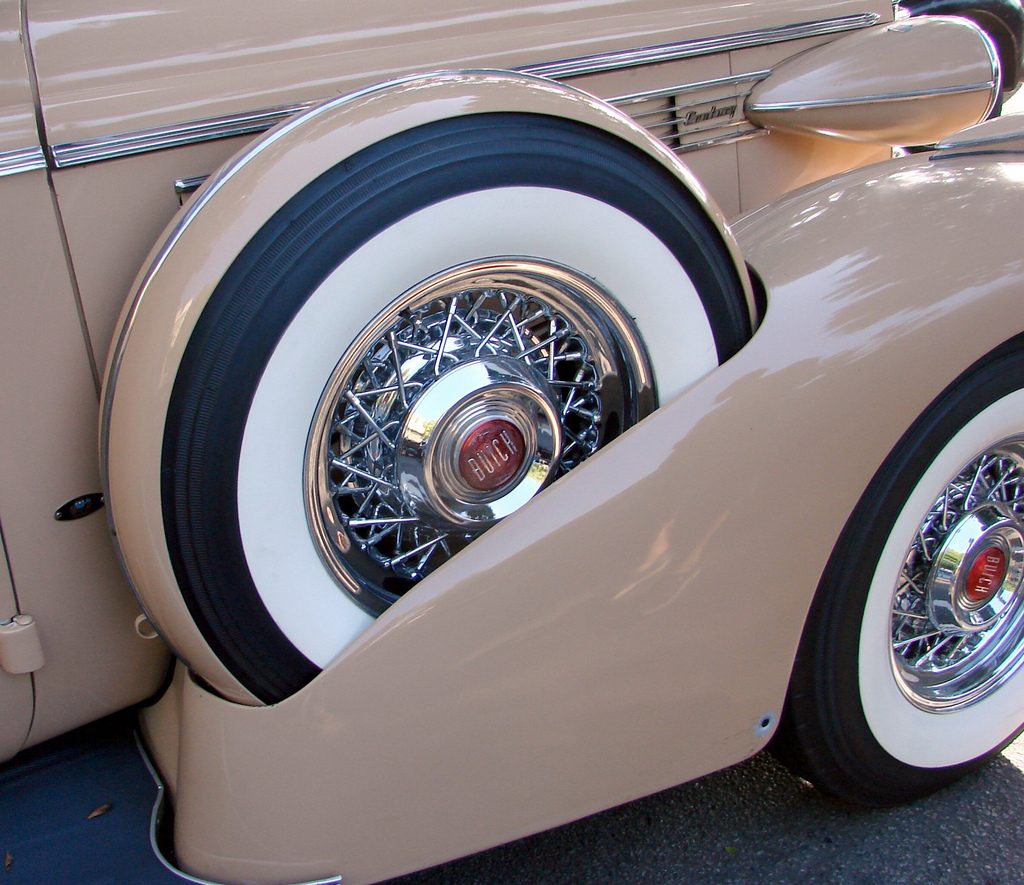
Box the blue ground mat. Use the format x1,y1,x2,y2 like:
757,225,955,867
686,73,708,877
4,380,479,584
0,713,187,884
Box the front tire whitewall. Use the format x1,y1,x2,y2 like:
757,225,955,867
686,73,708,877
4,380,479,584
239,187,717,667
776,337,1024,804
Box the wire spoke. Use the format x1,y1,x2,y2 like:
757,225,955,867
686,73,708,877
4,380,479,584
310,269,637,602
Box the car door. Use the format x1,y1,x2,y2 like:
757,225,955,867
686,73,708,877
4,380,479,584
0,523,32,761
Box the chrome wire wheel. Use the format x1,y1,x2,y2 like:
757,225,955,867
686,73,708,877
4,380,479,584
891,440,1024,710
775,349,1024,803
306,258,654,613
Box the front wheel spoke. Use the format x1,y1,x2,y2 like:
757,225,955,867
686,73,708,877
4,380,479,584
433,297,459,376
450,311,484,340
332,433,384,463
893,609,930,621
343,391,396,450
900,572,927,597
331,480,372,496
475,294,524,356
964,457,992,509
941,486,956,531
346,516,419,528
415,535,450,572
548,379,597,391
352,384,403,399
388,534,445,568
518,330,568,360
917,528,935,563
395,339,438,357
340,463,397,491
385,331,409,409
987,464,1016,502
365,523,401,546
913,633,956,667
893,630,942,651
564,401,598,421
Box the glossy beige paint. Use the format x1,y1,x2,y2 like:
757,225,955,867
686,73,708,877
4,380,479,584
0,0,36,154
0,168,169,751
44,8,898,373
728,36,892,213
0,523,33,760
936,111,1024,152
27,0,891,148
566,53,741,214
154,150,1024,885
103,71,753,706
748,18,997,143
53,135,252,369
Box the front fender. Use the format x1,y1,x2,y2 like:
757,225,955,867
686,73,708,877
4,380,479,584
159,144,1024,884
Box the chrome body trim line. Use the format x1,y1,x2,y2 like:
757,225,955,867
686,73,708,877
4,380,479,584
964,14,1003,119
521,13,881,79
50,14,881,169
670,127,769,153
51,102,317,169
935,130,1024,151
0,146,46,177
609,70,771,106
748,80,998,112
173,174,209,195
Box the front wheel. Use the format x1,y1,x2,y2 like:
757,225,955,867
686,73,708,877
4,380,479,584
777,338,1024,804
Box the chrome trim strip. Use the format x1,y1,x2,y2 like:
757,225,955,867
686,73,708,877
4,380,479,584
174,174,210,196
935,129,1024,151
748,81,998,112
51,102,316,168
520,13,881,79
609,70,770,106
52,13,881,169
672,127,769,153
0,145,46,177
959,15,1002,120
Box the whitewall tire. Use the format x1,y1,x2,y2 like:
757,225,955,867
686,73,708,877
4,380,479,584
777,338,1024,803
160,113,751,701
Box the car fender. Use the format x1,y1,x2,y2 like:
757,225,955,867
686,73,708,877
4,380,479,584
155,139,1024,884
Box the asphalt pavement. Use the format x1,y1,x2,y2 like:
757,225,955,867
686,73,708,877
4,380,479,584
391,743,1024,884
390,93,1024,885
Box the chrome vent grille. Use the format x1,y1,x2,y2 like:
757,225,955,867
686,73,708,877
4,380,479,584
610,71,770,154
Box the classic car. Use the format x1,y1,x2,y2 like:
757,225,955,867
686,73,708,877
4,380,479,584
2,0,1023,882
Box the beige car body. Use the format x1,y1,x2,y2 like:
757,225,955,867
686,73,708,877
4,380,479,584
0,1,1020,882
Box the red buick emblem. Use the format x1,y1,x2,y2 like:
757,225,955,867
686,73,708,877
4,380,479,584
965,546,1008,604
458,420,526,492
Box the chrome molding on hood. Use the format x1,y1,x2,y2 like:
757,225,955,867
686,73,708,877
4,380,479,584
0,146,46,177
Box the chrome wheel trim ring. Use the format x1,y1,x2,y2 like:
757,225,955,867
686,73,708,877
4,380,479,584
305,257,654,607
890,438,1024,711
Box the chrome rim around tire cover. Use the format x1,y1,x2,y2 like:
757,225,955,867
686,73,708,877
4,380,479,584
890,439,1024,710
305,258,654,608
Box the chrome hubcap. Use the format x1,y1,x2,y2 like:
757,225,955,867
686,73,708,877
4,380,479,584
306,257,654,610
891,440,1024,710
394,356,562,530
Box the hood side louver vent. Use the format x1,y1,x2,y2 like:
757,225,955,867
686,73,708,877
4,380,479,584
610,71,769,154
